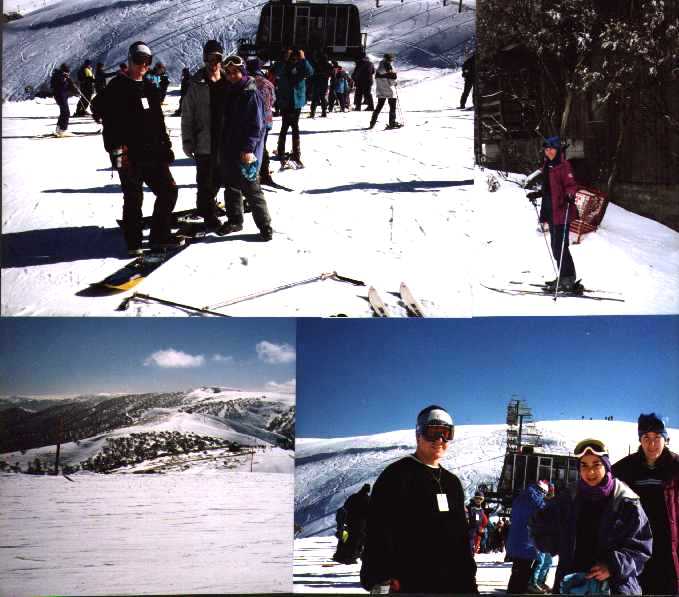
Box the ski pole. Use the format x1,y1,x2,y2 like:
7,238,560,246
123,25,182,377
205,271,365,311
527,191,557,276
118,293,231,316
394,85,405,126
553,202,570,302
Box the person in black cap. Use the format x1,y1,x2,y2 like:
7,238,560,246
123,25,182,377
612,414,679,595
360,405,478,594
181,39,228,231
50,63,77,137
539,135,580,291
92,41,179,255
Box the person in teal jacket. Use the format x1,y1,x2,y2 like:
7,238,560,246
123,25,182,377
274,48,313,168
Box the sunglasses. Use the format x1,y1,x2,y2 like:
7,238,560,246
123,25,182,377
223,55,244,67
131,52,152,67
421,425,454,443
574,438,608,458
205,53,223,64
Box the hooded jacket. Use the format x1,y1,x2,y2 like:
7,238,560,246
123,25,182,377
220,75,266,168
181,67,227,156
506,483,546,560
530,479,652,595
612,447,679,594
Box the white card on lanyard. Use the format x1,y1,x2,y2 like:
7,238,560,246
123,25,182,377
436,493,449,512
141,97,150,110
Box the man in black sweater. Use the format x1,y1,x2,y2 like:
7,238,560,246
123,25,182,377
612,413,679,596
93,41,179,255
360,405,478,594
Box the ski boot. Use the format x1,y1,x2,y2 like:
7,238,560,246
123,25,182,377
216,221,243,236
259,225,273,241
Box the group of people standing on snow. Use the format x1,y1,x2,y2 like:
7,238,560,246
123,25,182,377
351,405,677,596
50,40,406,256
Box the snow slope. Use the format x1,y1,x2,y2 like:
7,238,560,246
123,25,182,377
2,0,475,101
0,471,293,595
295,419,678,538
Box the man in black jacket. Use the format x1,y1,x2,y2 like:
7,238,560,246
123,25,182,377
459,53,475,109
612,413,679,596
92,41,179,255
360,405,478,594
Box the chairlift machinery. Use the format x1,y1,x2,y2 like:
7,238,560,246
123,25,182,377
239,0,367,61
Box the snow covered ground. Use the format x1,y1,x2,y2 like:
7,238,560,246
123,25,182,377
293,536,557,594
0,471,293,596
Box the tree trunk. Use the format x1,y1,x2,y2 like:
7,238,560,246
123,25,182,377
560,88,574,139
607,99,630,196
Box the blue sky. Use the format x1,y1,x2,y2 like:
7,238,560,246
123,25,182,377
0,318,296,395
297,316,679,437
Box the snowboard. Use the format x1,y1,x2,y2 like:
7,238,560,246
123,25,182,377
89,245,187,292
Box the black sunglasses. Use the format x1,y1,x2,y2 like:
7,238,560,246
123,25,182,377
131,52,152,66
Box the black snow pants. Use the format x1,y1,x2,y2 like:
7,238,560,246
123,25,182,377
371,98,397,127
195,154,223,225
278,108,302,160
118,159,178,250
550,224,576,278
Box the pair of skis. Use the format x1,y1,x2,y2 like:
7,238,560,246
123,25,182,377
480,281,624,303
368,283,425,317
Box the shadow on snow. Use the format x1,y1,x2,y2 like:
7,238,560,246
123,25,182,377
303,179,474,194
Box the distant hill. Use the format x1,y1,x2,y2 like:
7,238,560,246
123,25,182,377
1,387,295,472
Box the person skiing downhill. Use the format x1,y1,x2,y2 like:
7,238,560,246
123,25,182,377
539,136,580,291
92,41,179,255
181,39,228,231
216,54,273,241
369,53,401,130
612,413,679,596
360,405,478,594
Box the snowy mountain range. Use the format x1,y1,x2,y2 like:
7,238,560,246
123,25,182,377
295,418,679,538
0,386,295,472
2,0,476,101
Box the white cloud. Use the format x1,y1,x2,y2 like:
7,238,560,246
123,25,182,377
256,341,296,364
212,354,234,363
143,348,205,368
265,379,296,394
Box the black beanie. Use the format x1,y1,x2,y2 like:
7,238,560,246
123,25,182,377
638,413,668,440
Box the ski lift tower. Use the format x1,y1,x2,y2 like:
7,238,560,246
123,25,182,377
506,397,543,453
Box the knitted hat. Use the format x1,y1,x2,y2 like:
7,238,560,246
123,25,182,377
416,405,453,435
203,39,224,61
638,413,668,440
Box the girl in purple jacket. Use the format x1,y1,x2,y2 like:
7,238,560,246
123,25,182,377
530,439,652,595
541,136,580,292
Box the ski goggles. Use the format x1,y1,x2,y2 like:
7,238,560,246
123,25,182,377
205,53,223,64
574,438,608,458
223,55,245,68
131,52,153,66
420,425,454,443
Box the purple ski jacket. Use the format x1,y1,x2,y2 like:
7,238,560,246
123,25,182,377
542,155,579,225
530,479,652,595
